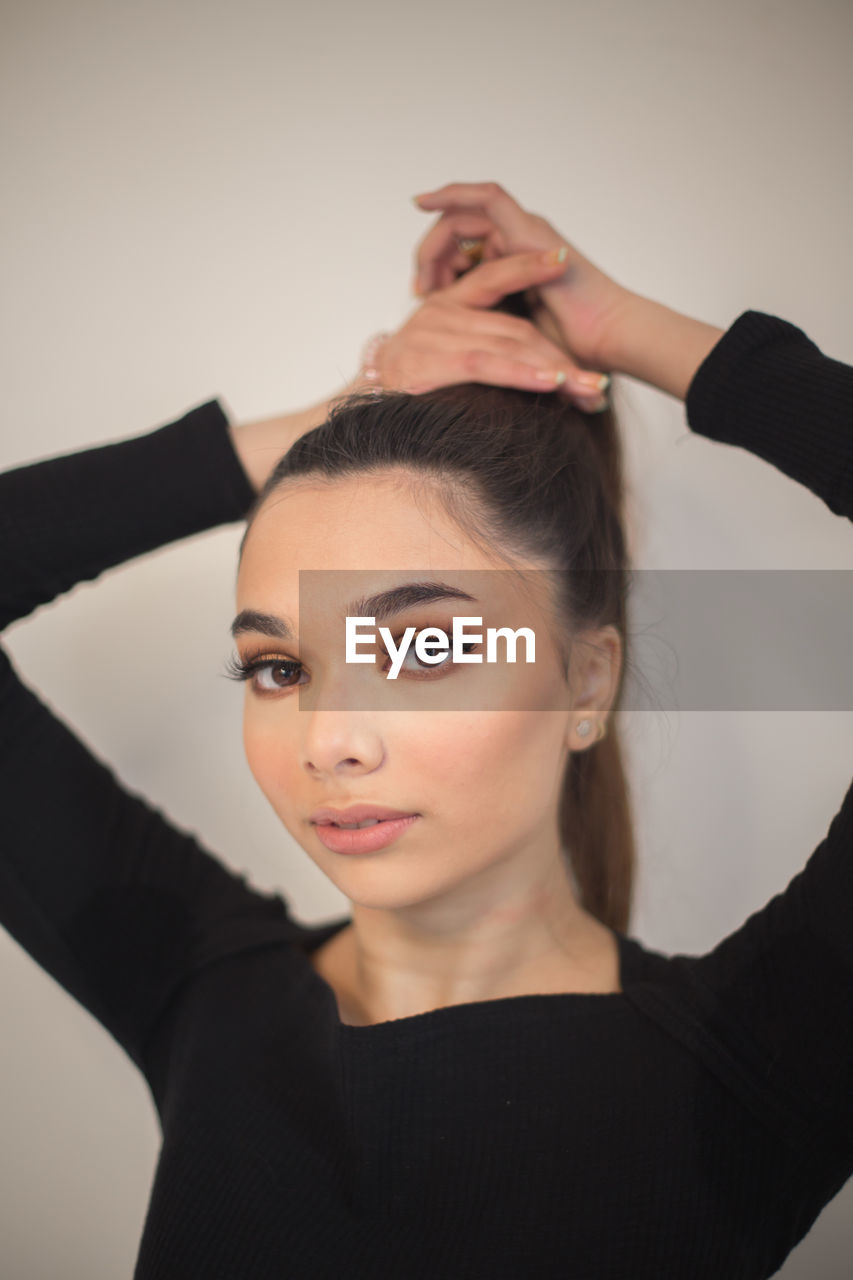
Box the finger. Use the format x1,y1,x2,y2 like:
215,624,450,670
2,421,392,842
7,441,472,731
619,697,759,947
448,249,569,309
414,212,496,294
496,342,608,402
436,237,508,290
556,378,612,413
433,255,471,293
452,329,569,374
413,182,530,243
473,322,612,401
420,254,483,295
438,306,569,355
424,316,611,401
413,180,520,215
446,348,574,394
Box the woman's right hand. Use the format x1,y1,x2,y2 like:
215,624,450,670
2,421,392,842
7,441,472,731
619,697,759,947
411,181,634,374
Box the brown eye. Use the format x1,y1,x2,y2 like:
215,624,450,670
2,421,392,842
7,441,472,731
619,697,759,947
224,653,305,694
253,660,303,691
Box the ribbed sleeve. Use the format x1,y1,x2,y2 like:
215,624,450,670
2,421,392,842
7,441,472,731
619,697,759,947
685,310,853,521
0,401,293,1074
0,399,257,630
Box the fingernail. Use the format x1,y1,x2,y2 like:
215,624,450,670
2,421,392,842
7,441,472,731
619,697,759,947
544,246,569,266
534,369,566,385
574,372,610,393
580,396,609,414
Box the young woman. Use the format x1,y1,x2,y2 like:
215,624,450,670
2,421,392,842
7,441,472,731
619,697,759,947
1,185,851,1279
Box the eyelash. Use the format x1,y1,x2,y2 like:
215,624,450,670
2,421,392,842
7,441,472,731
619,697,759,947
223,652,304,694
224,634,481,695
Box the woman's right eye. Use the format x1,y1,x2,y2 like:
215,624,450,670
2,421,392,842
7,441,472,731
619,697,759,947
252,660,305,692
224,654,305,694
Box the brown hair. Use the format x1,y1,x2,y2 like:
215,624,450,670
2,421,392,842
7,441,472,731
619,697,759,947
240,373,637,934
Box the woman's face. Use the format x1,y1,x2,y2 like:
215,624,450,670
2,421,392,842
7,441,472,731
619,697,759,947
234,470,615,913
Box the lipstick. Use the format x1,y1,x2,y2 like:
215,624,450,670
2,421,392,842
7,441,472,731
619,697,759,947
311,808,421,855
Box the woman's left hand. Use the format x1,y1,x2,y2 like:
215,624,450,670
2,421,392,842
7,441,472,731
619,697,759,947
371,249,611,411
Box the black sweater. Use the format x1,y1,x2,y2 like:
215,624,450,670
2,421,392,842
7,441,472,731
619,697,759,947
1,311,852,1279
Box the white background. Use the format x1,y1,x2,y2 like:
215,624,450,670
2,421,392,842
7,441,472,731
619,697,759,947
1,0,852,1274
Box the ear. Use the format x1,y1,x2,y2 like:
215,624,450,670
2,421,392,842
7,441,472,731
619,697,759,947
564,625,622,752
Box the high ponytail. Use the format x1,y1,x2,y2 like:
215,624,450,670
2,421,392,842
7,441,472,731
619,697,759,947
552,398,635,932
492,289,636,932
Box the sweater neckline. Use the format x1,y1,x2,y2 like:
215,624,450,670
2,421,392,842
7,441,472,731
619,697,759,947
294,918,645,1036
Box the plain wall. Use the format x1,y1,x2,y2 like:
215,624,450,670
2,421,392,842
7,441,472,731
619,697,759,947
1,0,852,1274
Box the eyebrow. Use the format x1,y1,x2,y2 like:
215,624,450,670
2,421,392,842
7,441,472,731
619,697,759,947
230,581,478,641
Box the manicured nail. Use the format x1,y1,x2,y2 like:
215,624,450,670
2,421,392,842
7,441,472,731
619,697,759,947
534,369,566,385
544,245,569,266
580,395,609,414
574,372,610,393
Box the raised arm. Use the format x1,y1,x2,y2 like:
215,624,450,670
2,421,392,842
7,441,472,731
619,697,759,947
592,292,853,522
0,401,302,1075
0,394,356,633
413,183,853,1216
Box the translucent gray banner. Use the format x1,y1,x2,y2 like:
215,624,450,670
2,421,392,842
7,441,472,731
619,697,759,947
281,569,853,712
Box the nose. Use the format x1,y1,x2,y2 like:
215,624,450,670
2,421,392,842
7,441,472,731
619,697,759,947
301,707,385,778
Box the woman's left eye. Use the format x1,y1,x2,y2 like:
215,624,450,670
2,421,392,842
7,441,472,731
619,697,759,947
383,636,479,676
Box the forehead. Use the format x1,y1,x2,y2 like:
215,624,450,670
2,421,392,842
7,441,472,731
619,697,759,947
236,472,555,628
238,472,497,591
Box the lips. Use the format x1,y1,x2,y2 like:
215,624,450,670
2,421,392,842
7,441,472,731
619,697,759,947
312,812,420,854
310,804,420,827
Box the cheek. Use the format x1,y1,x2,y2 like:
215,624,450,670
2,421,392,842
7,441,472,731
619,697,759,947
412,712,567,820
242,703,298,800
